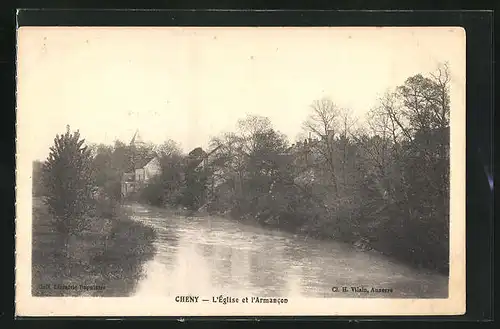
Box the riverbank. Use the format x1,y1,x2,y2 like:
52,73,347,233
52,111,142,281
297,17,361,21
31,197,157,297
192,205,448,276
128,202,448,298
133,198,447,276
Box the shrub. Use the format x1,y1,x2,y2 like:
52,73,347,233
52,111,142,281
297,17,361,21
139,177,165,207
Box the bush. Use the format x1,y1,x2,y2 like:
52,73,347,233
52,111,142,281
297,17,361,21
139,178,165,207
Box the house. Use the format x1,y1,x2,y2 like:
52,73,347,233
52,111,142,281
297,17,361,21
289,137,320,169
134,156,161,183
121,129,162,198
185,147,208,170
121,155,161,198
184,145,227,202
184,145,222,172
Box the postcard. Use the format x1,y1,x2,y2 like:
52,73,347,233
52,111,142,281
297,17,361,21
15,26,465,316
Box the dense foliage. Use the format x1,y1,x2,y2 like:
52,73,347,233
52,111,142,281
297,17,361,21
73,65,451,274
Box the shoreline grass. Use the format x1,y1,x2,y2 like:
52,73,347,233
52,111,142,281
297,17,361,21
31,197,157,297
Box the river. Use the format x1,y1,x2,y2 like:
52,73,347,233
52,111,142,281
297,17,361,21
126,203,448,299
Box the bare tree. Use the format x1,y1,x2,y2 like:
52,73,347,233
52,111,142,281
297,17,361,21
338,108,359,190
157,139,183,158
363,95,406,204
209,131,252,199
236,114,274,156
429,62,451,130
302,97,342,197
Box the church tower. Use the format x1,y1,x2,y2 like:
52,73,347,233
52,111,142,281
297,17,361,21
129,129,146,172
130,129,146,147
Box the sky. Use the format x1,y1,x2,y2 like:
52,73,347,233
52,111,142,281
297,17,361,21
16,27,465,161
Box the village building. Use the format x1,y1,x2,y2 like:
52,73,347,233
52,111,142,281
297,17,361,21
184,145,234,203
288,134,321,170
121,130,161,198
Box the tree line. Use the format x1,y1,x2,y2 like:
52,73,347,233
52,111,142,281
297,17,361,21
33,64,451,274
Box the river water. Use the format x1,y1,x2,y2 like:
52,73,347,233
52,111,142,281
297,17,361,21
127,203,448,299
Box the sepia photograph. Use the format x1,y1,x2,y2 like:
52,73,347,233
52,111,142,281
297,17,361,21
15,26,465,316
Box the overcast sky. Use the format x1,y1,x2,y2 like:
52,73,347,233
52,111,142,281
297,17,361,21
16,27,465,161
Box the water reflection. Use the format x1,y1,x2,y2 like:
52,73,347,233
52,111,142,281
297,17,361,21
131,203,448,298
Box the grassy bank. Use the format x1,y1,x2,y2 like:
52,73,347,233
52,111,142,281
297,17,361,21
32,197,157,297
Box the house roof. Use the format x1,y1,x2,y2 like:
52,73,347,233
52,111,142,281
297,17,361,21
188,147,207,158
134,155,158,169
